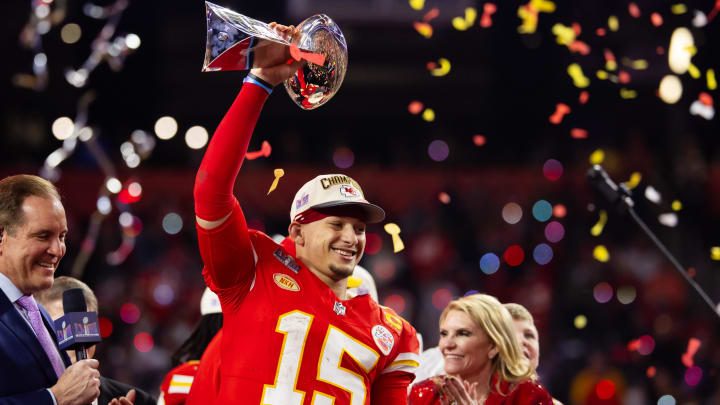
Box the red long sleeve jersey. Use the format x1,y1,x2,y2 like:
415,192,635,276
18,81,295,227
197,205,420,405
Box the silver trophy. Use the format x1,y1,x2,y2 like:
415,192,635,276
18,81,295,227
202,1,348,110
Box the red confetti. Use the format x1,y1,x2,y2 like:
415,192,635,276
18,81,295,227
480,3,497,27
604,48,616,63
572,22,582,36
579,91,589,104
504,245,525,267
289,43,326,66
426,61,437,70
413,21,434,38
709,0,720,22
246,140,272,160
553,204,567,218
423,7,439,22
549,103,571,124
627,338,640,351
628,2,641,18
408,101,424,114
682,338,701,367
571,128,588,139
618,71,631,84
656,46,665,55
568,41,591,55
651,12,663,26
699,92,714,107
438,192,451,204
596,380,616,399
647,366,656,378
596,28,606,36
473,135,486,146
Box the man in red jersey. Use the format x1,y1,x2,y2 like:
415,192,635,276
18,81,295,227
193,24,420,404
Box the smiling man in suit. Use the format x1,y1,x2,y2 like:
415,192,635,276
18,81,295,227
0,174,100,405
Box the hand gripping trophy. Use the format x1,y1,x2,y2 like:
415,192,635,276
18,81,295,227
202,1,348,110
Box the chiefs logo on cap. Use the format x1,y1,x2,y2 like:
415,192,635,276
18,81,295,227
339,184,359,198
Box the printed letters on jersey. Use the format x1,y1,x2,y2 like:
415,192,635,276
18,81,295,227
372,325,394,356
273,273,300,291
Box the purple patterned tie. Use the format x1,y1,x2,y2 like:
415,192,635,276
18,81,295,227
17,295,66,378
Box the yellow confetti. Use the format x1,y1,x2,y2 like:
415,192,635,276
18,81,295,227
708,69,717,90
712,247,720,261
687,63,701,79
620,88,638,99
384,223,405,253
593,245,610,262
552,23,575,45
568,63,590,88
671,3,687,14
672,200,682,211
531,0,556,13
452,7,477,30
409,0,424,10
608,15,619,31
422,108,435,121
597,70,609,80
631,59,648,70
517,5,539,34
606,60,618,71
591,210,608,236
589,149,605,165
347,276,363,288
574,315,588,329
413,22,433,38
267,168,284,195
430,58,451,77
624,172,642,189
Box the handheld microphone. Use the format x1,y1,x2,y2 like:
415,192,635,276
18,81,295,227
54,288,102,360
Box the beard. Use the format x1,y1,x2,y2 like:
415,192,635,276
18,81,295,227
329,263,355,279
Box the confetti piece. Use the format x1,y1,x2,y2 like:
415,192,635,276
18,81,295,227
409,0,424,11
589,149,605,165
423,8,439,22
687,63,701,79
347,276,362,288
709,0,720,22
246,140,272,160
579,91,589,104
618,71,631,84
681,338,701,367
549,103,571,124
267,168,284,195
572,22,582,35
422,108,435,121
591,210,607,236
597,70,609,80
568,41,591,55
593,245,610,262
596,28,606,36
408,101,424,114
671,4,687,15
623,172,642,189
552,23,576,45
452,7,477,31
473,135,486,146
672,200,683,210
690,100,715,120
608,15,619,31
568,63,590,88
711,247,720,260
693,10,708,27
698,92,714,107
708,69,717,90
570,128,588,139
384,223,405,252
626,58,648,70
651,12,663,26
413,22,433,38
289,44,325,66
532,0,556,13
658,213,678,227
628,2,641,18
620,88,637,99
647,366,656,378
430,58,451,76
574,315,587,329
657,46,665,55
438,192,451,204
645,186,662,204
480,3,497,27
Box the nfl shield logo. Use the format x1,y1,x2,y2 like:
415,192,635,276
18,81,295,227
333,302,346,316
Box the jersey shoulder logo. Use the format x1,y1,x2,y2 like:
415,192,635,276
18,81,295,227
372,325,394,356
379,306,404,335
273,248,300,273
273,273,301,292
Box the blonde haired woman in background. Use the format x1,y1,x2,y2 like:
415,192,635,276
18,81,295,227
409,294,552,405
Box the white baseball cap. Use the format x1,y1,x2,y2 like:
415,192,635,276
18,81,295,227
200,287,222,315
290,174,385,224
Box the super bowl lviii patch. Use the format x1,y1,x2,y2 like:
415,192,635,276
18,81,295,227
372,325,394,355
273,248,300,273
273,273,300,292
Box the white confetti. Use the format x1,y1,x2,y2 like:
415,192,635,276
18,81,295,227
645,186,662,204
658,213,678,227
692,10,708,27
690,100,715,120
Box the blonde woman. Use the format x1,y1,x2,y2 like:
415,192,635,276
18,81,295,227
409,294,552,405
